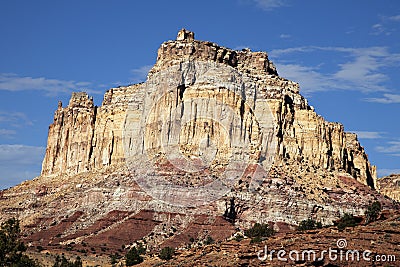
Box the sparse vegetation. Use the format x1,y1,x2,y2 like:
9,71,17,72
0,218,40,267
53,255,82,267
244,223,275,243
297,218,323,231
234,234,244,242
204,236,214,245
110,252,122,265
365,201,382,224
159,247,174,260
125,246,144,266
337,213,358,231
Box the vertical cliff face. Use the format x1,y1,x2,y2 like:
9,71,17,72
2,30,391,253
41,86,141,175
41,92,96,175
41,29,376,190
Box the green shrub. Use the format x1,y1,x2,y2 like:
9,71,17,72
337,213,358,231
250,236,262,243
204,236,214,245
159,247,174,260
365,201,382,224
234,234,244,242
125,247,143,266
53,255,82,267
298,218,323,231
244,223,274,243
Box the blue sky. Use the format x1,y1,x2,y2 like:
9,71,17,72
0,0,399,189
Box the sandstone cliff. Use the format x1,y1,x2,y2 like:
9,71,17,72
377,174,400,201
0,29,391,258
42,29,376,190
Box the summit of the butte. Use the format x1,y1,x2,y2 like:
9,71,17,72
0,29,398,266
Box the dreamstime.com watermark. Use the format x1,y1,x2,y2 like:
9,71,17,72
257,239,397,263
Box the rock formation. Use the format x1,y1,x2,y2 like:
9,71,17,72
0,29,393,260
377,174,400,201
42,29,376,190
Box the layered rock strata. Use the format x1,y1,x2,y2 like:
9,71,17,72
42,29,376,190
0,29,391,255
377,174,400,201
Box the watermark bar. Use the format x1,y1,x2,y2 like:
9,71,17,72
257,239,396,263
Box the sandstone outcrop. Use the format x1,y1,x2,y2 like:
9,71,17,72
377,174,400,201
0,29,393,262
42,29,376,190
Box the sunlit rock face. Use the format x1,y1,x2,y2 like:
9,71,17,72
42,29,376,190
0,29,391,253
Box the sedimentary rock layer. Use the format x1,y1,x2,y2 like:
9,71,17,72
41,29,376,190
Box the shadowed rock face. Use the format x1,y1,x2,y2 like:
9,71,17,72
0,29,393,256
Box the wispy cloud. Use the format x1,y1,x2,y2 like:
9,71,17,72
370,23,389,36
376,141,400,156
388,14,400,21
0,144,45,189
0,111,33,139
352,131,384,139
249,0,287,11
0,129,16,138
270,46,400,95
370,14,400,35
378,168,400,177
279,34,291,39
0,73,101,96
364,93,400,104
130,65,153,83
0,111,33,126
233,45,253,51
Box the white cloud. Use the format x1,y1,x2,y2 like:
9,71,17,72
352,131,384,139
130,65,153,83
0,111,33,126
0,144,45,189
378,168,400,177
0,73,101,96
388,14,400,21
0,129,16,137
370,23,387,35
370,14,400,35
269,46,399,94
252,0,287,10
364,93,400,104
233,45,253,51
376,141,400,156
279,34,291,39
273,63,331,94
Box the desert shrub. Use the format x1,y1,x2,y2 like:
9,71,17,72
298,218,323,231
244,223,274,243
204,236,214,245
365,201,382,224
250,236,262,243
53,255,82,267
337,213,358,231
125,247,143,266
235,235,243,242
159,247,174,260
